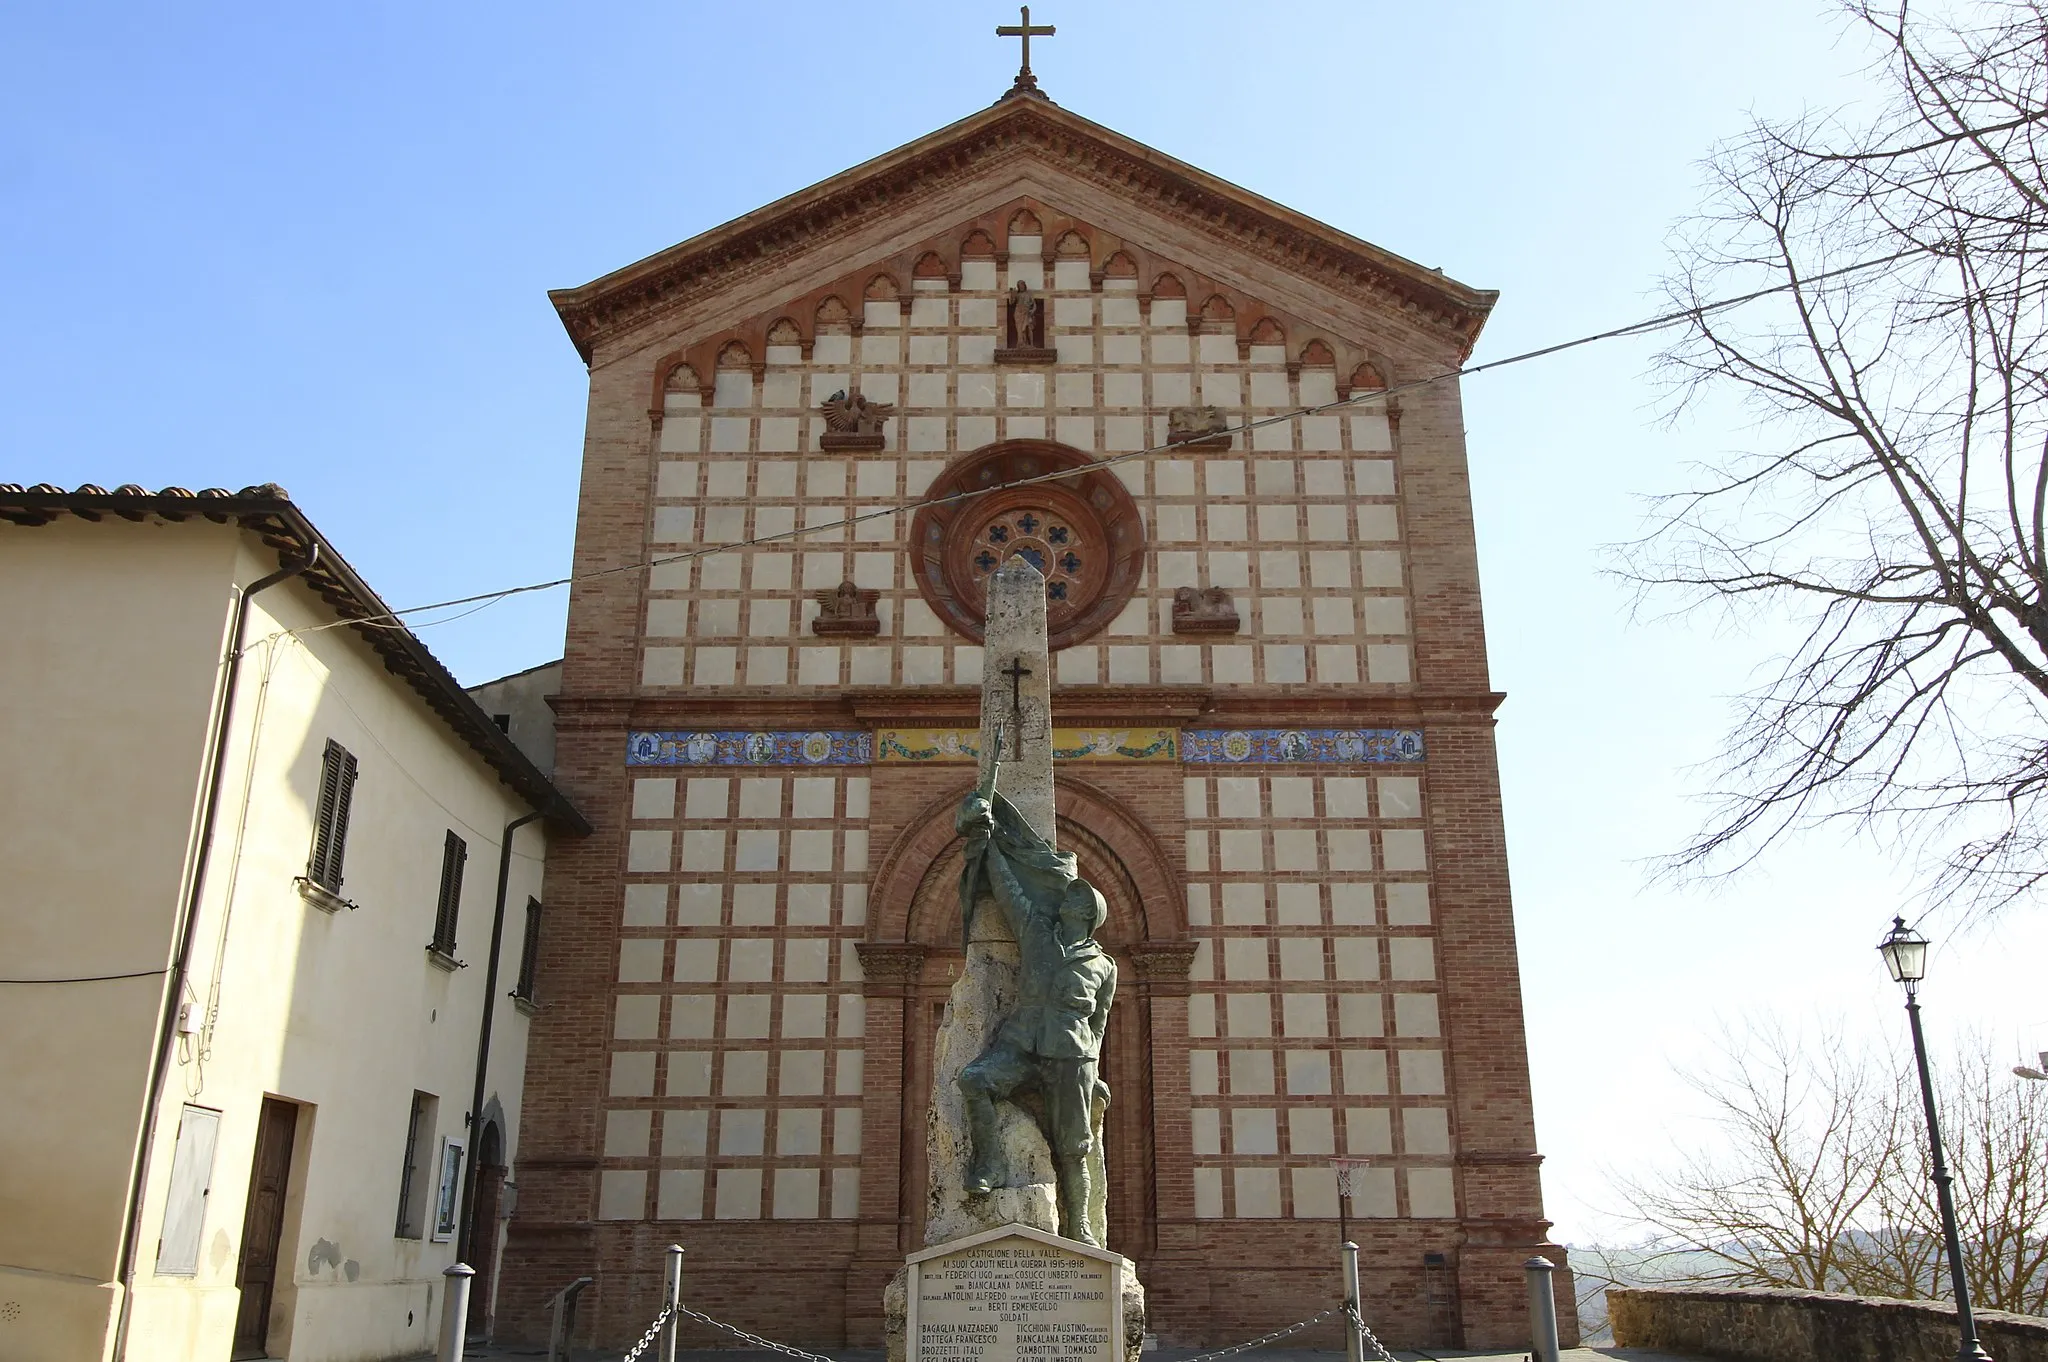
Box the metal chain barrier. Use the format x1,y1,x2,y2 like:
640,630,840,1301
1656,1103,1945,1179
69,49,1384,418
1171,1305,1342,1362
1343,1302,1401,1362
618,1297,1400,1362
675,1303,843,1362
617,1304,675,1362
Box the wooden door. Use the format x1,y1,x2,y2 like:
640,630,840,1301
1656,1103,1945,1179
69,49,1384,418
465,1122,506,1339
232,1098,297,1359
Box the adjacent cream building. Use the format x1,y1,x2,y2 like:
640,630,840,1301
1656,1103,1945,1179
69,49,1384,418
0,483,586,1362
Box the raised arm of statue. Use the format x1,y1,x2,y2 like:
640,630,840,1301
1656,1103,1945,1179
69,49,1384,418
982,840,1034,939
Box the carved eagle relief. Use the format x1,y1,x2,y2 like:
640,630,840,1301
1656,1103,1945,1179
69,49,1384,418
820,388,895,435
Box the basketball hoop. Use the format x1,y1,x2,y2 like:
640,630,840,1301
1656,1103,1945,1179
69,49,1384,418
1329,1157,1370,1248
1329,1157,1370,1199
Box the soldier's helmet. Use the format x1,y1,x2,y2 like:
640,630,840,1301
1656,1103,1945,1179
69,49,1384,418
1061,878,1108,936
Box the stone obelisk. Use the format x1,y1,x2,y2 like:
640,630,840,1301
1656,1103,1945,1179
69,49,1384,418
884,557,1144,1362
923,556,1063,1244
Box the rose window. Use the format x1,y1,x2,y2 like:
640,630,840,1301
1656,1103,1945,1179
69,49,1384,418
908,440,1146,649
968,509,1085,603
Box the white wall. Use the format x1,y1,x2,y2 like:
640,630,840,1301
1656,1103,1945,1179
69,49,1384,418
0,521,554,1362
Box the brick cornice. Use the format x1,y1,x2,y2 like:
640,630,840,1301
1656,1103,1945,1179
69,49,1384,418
548,100,1495,364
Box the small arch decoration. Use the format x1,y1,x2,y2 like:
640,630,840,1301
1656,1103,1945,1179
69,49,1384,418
907,440,1146,649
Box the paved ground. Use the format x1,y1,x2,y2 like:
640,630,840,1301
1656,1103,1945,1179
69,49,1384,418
442,1346,1701,1362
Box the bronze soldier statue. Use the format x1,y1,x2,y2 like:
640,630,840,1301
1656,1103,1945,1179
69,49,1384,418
953,758,1116,1245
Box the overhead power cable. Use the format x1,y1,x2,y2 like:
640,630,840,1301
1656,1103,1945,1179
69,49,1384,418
298,247,1914,638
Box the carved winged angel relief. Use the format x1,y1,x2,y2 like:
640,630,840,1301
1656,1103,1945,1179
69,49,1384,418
819,387,894,449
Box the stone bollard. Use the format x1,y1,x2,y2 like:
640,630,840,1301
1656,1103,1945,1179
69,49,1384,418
439,1262,474,1362
1523,1256,1560,1362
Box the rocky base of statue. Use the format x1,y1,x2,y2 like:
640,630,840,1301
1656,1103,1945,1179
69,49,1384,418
883,1249,1147,1362
924,892,1110,1246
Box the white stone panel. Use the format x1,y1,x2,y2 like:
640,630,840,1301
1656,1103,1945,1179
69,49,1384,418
1278,938,1325,981
1189,1049,1220,1095
1382,830,1428,873
675,884,721,927
671,942,720,983
618,939,665,983
780,1050,826,1095
666,1052,711,1097
625,830,672,873
728,939,775,981
609,1052,657,1097
1231,1107,1279,1155
614,996,661,1040
1394,993,1441,1038
598,1170,647,1220
723,1052,770,1098
1225,992,1270,1038
622,884,668,927
1333,939,1379,981
1385,883,1431,926
1234,1168,1282,1218
1341,1050,1389,1096
670,995,715,1039
1276,884,1320,926
1408,1168,1456,1218
1338,994,1384,1038
1398,1049,1446,1095
730,885,776,927
662,1110,710,1157
1229,1049,1275,1095
1193,1168,1224,1219
714,1169,763,1220
1187,993,1216,1037
1329,883,1374,927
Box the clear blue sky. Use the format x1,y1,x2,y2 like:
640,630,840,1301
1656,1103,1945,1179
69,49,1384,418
9,1,2043,1241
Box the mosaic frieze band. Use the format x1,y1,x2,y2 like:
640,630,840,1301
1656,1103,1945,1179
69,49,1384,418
626,727,1423,766
628,730,874,766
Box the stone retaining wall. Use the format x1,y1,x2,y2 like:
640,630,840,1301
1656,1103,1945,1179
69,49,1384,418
1609,1285,2048,1362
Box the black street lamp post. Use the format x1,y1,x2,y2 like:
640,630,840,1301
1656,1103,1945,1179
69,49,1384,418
1877,917,1994,1362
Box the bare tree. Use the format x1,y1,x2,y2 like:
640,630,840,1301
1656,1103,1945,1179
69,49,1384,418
1631,1,2048,912
1616,1024,1901,1290
1613,1022,2048,1310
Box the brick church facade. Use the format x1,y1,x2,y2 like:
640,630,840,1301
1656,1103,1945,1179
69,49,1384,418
500,87,1574,1352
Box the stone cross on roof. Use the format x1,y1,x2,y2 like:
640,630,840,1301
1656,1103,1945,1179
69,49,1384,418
996,5,1054,101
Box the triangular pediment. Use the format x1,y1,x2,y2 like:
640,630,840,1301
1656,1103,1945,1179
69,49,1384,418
906,1220,1123,1267
551,97,1494,366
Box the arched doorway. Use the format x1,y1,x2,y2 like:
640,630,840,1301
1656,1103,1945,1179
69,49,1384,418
882,781,1174,1256
465,1120,506,1339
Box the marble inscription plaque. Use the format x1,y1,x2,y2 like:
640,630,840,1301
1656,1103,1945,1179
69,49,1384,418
912,1231,1120,1362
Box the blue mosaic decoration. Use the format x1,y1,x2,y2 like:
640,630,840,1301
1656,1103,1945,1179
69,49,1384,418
1181,728,1425,764
627,730,873,767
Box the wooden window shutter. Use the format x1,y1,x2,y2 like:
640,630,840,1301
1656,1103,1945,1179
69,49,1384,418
431,831,466,954
514,897,543,1000
308,740,358,890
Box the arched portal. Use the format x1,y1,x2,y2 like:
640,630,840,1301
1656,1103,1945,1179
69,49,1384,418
864,777,1188,1257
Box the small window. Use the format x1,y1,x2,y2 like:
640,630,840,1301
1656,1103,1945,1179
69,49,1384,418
513,897,543,1002
432,1135,466,1242
430,831,467,956
307,740,358,891
395,1091,438,1238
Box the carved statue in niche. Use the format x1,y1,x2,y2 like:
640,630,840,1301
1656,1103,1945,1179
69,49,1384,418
1172,585,1240,634
997,280,1053,363
812,580,881,636
819,387,894,450
1166,406,1231,449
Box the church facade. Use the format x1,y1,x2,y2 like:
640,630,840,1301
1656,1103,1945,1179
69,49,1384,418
502,86,1572,1352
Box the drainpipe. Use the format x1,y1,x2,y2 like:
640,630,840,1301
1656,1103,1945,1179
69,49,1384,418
113,545,317,1360
456,807,544,1272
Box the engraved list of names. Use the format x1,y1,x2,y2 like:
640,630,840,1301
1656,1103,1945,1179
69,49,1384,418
913,1236,1118,1362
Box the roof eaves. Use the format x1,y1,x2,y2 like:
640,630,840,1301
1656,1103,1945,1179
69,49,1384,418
550,98,1496,363
0,483,591,836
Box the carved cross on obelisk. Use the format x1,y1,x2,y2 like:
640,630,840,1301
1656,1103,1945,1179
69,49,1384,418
996,5,1054,100
1001,656,1032,762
